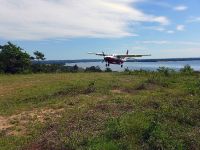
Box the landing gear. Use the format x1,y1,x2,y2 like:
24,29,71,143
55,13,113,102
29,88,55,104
106,63,110,67
121,64,123,68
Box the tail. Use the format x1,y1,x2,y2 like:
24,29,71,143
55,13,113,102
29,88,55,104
126,50,129,55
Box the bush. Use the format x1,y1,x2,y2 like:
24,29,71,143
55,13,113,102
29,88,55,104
31,64,83,73
105,68,112,72
85,66,102,72
180,65,194,75
157,67,175,76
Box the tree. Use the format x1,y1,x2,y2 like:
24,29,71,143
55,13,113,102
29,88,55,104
34,51,45,61
0,42,31,73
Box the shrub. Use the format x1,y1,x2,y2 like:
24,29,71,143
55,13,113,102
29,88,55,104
105,68,112,72
157,67,175,76
85,66,102,72
180,65,194,75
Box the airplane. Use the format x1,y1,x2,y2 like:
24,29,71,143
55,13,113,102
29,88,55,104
88,50,151,68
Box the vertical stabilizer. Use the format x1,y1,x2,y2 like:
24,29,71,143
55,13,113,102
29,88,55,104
126,50,129,55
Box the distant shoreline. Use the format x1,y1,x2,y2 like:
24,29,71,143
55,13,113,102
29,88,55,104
33,57,200,64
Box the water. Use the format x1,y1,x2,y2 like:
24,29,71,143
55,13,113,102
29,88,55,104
66,60,200,72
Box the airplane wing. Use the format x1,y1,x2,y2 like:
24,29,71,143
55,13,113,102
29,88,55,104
116,54,151,58
88,52,107,56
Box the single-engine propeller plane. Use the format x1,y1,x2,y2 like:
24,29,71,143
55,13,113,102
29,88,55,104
88,50,151,67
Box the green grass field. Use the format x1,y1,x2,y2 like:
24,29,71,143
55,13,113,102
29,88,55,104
0,72,200,150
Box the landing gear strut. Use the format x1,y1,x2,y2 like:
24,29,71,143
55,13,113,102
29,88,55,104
106,63,110,67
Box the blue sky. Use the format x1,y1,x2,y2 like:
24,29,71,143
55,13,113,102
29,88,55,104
0,0,200,60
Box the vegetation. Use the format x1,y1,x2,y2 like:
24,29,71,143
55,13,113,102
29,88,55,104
85,66,102,72
0,42,31,73
33,51,45,61
0,70,200,150
180,65,194,75
0,42,104,74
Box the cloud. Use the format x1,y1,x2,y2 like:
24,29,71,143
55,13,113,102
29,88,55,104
174,5,188,11
167,30,175,34
176,25,185,31
136,40,200,46
0,0,169,40
137,40,170,45
143,26,176,34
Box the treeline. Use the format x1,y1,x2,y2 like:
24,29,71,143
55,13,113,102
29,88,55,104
0,42,112,74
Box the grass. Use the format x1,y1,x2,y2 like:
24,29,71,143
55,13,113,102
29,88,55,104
0,72,200,149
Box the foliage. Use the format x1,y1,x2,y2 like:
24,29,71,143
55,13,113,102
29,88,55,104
157,67,175,76
31,64,83,73
33,51,45,61
180,65,194,75
105,68,112,72
85,66,102,72
0,42,31,73
124,67,130,72
186,79,200,95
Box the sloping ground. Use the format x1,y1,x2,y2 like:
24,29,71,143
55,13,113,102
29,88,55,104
0,72,200,149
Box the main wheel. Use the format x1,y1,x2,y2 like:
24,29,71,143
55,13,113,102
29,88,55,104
108,64,110,66
121,64,123,68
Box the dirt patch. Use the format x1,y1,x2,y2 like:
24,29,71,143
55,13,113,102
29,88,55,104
111,89,125,94
25,103,133,150
0,116,13,131
0,108,64,136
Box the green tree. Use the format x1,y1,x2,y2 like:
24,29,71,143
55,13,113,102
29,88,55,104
34,51,45,61
0,42,31,73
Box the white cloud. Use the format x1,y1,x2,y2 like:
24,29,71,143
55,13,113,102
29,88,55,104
176,25,185,31
136,40,200,46
137,40,170,45
144,26,166,32
143,26,176,34
167,30,175,34
174,5,188,11
0,0,169,40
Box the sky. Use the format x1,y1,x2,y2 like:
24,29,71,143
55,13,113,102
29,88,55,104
0,0,200,60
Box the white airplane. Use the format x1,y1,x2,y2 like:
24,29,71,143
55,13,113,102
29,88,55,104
88,50,151,67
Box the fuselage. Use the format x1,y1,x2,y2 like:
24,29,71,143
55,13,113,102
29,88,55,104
104,55,124,65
